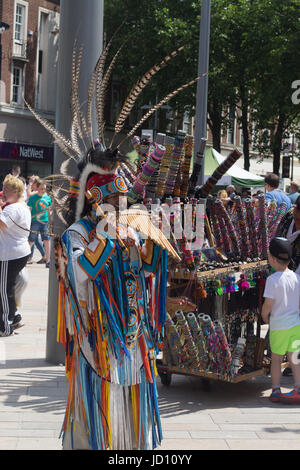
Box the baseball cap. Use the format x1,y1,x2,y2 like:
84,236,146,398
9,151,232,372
269,237,292,261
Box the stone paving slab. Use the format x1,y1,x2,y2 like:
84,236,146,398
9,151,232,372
190,430,259,440
15,438,61,450
210,413,300,424
158,439,230,450
226,440,300,450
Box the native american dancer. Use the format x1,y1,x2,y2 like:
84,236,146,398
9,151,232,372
56,158,168,450
24,35,197,450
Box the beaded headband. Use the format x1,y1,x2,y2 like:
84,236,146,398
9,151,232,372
87,174,128,204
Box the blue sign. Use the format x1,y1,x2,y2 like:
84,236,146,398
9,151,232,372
0,141,53,162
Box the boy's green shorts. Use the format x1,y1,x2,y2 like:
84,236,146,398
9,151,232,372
270,324,300,356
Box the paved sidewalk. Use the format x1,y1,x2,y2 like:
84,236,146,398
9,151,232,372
0,258,300,450
0,258,65,450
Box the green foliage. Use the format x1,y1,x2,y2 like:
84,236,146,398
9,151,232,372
104,0,300,169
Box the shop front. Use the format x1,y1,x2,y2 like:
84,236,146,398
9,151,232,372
0,141,53,184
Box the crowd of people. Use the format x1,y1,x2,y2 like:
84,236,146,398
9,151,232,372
216,174,299,210
0,165,51,337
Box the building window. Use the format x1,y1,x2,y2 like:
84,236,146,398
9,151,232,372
240,128,244,146
13,1,28,59
183,111,192,135
15,4,25,43
12,66,23,104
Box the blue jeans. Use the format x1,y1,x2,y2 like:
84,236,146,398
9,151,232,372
30,235,45,258
28,221,50,243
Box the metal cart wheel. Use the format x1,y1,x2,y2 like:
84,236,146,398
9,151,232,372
201,378,212,392
159,371,172,386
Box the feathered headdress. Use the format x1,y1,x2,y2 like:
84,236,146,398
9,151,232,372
25,33,204,226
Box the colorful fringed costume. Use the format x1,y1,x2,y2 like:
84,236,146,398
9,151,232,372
23,32,199,451
57,217,167,449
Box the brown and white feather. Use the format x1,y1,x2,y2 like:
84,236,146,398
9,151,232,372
114,46,184,135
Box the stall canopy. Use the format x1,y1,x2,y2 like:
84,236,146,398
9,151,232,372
204,148,265,188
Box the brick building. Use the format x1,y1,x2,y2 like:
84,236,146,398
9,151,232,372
0,0,60,182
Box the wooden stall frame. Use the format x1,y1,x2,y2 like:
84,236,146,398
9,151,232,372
156,360,289,386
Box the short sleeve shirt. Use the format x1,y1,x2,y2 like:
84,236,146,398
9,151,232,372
265,190,292,210
263,270,300,330
27,193,51,223
0,202,31,260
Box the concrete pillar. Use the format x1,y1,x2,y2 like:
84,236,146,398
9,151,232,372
46,0,104,364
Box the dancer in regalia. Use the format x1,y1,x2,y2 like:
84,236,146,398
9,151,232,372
55,145,168,450
24,35,194,450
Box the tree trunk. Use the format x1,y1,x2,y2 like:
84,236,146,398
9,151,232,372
239,85,250,171
208,99,222,153
271,114,285,175
241,109,250,172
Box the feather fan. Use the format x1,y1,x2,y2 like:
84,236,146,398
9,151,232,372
118,208,181,262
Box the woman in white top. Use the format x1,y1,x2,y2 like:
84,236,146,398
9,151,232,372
0,175,31,336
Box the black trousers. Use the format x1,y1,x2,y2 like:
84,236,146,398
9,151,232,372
0,255,29,333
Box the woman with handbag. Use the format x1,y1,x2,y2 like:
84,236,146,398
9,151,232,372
0,175,31,336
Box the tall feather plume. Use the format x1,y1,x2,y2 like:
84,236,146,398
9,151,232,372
70,44,83,142
43,174,70,185
87,57,104,145
123,74,206,141
70,120,81,155
70,44,89,151
52,137,78,162
96,43,124,142
49,187,69,226
24,98,77,155
113,46,185,136
59,157,72,176
87,33,117,145
45,176,70,226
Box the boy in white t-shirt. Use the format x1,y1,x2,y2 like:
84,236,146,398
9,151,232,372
262,237,300,403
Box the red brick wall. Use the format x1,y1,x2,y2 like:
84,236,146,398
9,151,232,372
0,0,60,105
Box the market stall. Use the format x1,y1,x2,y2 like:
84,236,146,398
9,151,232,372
125,132,289,388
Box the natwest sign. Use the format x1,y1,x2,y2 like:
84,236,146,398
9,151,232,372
0,141,53,162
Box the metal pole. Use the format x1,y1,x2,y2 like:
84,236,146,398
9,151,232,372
291,133,295,181
193,0,211,186
0,38,2,82
46,0,104,364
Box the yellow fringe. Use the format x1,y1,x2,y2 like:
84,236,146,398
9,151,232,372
131,386,139,449
106,380,112,450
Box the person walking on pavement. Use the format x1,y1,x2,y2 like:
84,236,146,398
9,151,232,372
0,175,31,336
27,181,52,268
26,177,46,264
261,237,300,404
